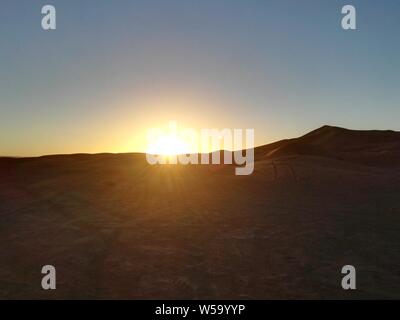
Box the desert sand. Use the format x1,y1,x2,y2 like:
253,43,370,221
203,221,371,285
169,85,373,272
1,125,400,299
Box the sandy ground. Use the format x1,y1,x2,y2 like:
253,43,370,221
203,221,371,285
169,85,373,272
1,126,400,299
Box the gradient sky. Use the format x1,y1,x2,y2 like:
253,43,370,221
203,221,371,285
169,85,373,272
1,0,399,156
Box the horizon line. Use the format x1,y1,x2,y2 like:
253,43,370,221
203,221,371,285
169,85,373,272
2,124,400,159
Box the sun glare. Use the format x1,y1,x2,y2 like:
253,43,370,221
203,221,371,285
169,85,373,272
147,135,191,156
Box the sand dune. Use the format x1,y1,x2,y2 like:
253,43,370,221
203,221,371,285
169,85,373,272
1,126,400,299
258,125,400,166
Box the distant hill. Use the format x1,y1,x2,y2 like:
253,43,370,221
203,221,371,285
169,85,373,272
2,125,400,168
256,125,400,167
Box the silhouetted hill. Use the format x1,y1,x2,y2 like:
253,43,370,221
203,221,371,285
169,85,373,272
257,125,400,166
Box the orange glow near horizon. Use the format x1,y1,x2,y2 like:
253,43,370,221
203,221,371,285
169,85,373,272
146,134,191,156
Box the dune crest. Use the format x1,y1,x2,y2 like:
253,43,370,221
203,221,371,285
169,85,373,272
257,125,400,167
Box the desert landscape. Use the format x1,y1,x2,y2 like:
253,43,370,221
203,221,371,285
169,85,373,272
1,125,400,299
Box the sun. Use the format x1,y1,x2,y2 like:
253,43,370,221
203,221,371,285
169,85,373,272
146,134,190,156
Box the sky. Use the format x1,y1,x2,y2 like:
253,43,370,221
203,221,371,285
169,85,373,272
0,0,399,156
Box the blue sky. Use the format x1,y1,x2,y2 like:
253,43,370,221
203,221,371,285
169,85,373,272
1,0,399,156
